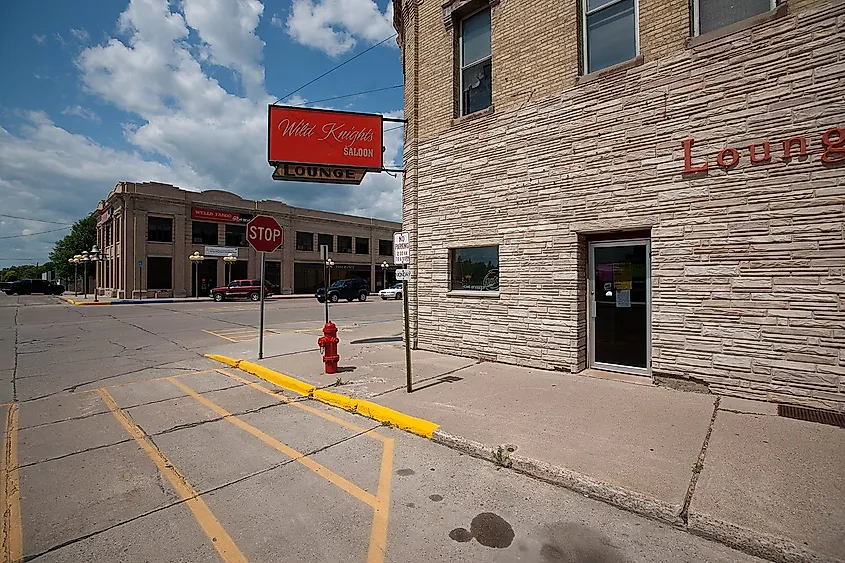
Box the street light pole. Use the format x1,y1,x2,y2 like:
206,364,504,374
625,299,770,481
69,257,79,296
81,251,89,299
324,258,334,325
189,251,204,299
91,245,100,302
223,253,236,285
381,260,389,290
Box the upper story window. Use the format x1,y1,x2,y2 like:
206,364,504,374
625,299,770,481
459,8,492,116
338,235,353,253
378,239,393,256
318,233,333,252
582,0,638,74
192,221,217,245
355,237,370,255
225,224,248,247
296,231,314,251
694,0,774,36
148,216,173,243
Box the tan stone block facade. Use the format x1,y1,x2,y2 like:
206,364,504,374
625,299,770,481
397,0,845,410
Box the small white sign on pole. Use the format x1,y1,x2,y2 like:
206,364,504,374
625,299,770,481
395,268,412,281
393,232,410,265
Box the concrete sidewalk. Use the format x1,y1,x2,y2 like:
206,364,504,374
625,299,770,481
59,293,312,305
212,320,845,563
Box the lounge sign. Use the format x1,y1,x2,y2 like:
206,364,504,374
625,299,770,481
267,106,384,178
682,127,845,173
272,163,366,185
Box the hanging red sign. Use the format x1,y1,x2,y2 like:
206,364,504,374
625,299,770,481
268,106,384,171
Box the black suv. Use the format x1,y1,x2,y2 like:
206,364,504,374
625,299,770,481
316,278,369,303
4,279,64,295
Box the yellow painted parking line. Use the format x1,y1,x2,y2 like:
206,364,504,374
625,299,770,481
212,368,394,563
97,388,248,563
168,377,380,509
2,404,23,563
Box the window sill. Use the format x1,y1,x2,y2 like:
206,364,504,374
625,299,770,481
148,240,173,245
451,104,495,126
577,55,644,85
447,290,500,298
687,3,788,49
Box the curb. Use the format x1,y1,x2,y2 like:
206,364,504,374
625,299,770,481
204,354,439,438
204,353,838,563
61,297,110,306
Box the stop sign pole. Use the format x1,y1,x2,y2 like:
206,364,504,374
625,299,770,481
247,215,284,359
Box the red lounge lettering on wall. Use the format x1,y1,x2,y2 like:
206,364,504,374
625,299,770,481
682,127,843,173
821,128,845,164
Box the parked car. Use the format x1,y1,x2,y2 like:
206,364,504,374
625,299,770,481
0,281,12,293
378,282,403,300
316,278,369,303
4,279,64,295
209,279,273,302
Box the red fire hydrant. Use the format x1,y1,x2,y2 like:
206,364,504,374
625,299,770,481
318,321,340,374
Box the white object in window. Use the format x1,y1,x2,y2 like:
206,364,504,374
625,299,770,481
693,0,775,36
459,8,492,116
581,0,639,74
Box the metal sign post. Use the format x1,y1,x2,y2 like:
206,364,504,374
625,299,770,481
259,252,266,360
246,215,284,361
320,245,329,325
394,233,412,393
137,260,143,300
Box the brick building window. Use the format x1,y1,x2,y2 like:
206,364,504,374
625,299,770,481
581,0,638,74
147,257,172,289
450,246,499,291
296,231,314,251
148,216,172,243
192,221,217,245
378,239,393,256
318,233,333,252
338,236,353,253
225,224,248,247
355,237,370,254
693,0,774,36
459,8,492,116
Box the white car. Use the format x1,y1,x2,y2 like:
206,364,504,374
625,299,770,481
379,282,403,300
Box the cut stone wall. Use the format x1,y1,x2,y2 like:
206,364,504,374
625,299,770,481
400,0,845,411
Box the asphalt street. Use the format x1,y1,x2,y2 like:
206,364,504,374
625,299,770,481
0,294,764,562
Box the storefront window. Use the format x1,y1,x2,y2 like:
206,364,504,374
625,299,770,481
148,216,173,243
378,239,393,256
338,236,353,253
450,246,499,291
192,221,218,245
225,224,248,247
147,257,172,289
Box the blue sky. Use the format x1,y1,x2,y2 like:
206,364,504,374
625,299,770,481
0,0,404,266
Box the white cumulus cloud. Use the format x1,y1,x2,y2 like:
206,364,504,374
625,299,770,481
286,0,395,56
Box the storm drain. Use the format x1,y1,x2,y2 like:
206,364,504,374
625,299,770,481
777,404,845,428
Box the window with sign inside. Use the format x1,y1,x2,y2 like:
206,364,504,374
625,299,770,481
450,246,499,292
338,236,353,253
225,224,247,247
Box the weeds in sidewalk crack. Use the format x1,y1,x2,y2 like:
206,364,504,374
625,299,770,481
680,396,720,524
492,445,511,469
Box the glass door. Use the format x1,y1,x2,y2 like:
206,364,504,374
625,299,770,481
588,240,650,375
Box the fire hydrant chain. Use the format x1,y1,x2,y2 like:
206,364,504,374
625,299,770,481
318,321,340,374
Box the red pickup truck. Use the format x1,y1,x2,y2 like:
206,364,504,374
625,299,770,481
210,279,273,302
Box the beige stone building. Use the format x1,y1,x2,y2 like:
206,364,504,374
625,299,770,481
395,0,845,411
94,182,401,299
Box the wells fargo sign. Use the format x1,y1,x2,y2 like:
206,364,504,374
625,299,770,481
682,127,844,173
268,106,384,172
272,163,366,185
191,208,253,224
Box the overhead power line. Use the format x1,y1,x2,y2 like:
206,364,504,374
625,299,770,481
0,213,72,225
271,33,399,105
0,226,71,239
297,85,403,107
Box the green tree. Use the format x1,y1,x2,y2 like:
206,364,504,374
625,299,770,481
49,216,97,281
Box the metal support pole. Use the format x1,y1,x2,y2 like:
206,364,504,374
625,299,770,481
259,252,266,360
74,263,78,296
194,263,199,300
324,262,329,325
403,279,412,393
93,260,98,302
83,262,88,299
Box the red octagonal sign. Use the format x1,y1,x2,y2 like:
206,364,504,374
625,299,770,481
247,215,284,253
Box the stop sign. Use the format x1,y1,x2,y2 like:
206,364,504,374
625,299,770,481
247,215,284,253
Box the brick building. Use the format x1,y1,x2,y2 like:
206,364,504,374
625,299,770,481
94,182,400,299
394,0,845,411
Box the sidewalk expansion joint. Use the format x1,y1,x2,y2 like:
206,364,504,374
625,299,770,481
679,395,720,525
